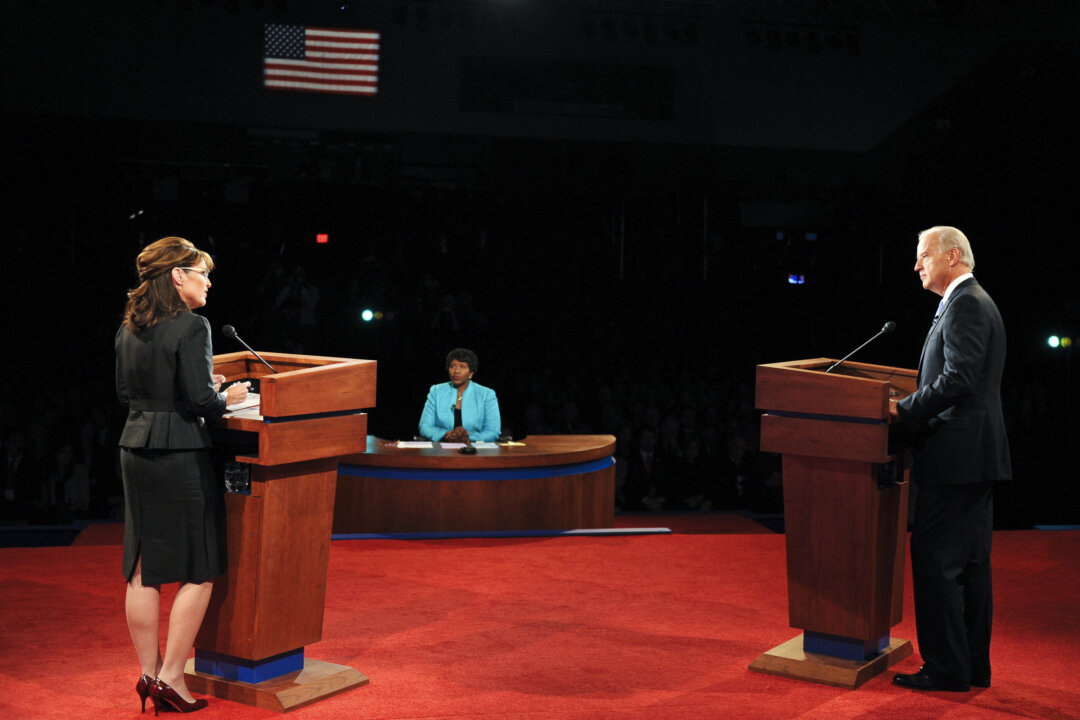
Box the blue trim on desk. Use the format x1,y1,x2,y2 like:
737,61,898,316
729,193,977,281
339,455,614,481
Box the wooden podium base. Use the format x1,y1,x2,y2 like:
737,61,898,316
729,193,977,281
749,634,912,689
185,657,369,713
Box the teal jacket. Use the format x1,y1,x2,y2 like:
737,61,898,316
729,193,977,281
419,381,502,442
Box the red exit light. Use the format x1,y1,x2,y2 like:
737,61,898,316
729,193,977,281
316,233,329,244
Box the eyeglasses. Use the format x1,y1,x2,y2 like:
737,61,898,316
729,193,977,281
179,267,211,279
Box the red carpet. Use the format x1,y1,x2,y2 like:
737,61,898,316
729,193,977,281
69,521,124,546
2,530,1078,719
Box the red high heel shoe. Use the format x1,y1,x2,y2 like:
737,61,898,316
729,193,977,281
135,674,157,714
149,678,208,715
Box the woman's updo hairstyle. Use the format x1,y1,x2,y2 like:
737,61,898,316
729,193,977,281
123,236,214,334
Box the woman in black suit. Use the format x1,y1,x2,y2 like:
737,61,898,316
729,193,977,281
116,236,249,714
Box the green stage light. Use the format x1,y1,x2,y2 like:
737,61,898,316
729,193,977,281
1062,337,1073,348
361,309,374,322
1048,336,1060,348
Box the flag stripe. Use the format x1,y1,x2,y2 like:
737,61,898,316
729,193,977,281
267,59,378,73
266,80,378,95
264,23,380,97
269,57,379,67
307,40,380,50
306,51,379,61
306,26,379,39
267,68,378,82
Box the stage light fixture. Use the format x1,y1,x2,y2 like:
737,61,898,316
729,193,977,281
1048,335,1060,348
361,309,374,322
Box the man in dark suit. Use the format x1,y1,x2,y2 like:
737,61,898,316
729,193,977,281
889,226,1011,692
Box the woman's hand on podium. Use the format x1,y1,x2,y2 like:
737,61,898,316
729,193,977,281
224,381,251,406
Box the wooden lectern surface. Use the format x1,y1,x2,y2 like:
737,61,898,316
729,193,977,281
757,357,916,420
213,351,375,467
213,350,376,418
757,358,917,464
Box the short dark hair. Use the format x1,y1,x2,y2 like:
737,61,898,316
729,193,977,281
445,347,479,373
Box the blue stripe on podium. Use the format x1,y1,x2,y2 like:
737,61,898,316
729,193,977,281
194,647,304,684
804,631,890,661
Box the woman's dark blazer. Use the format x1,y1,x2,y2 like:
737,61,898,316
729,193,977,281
115,312,227,448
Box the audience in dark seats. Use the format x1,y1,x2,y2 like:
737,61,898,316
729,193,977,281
621,426,673,511
2,430,41,523
675,434,715,510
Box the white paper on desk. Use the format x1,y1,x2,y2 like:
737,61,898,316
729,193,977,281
224,392,261,416
393,440,499,449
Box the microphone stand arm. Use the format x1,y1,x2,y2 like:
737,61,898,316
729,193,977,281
825,330,887,374
233,336,277,374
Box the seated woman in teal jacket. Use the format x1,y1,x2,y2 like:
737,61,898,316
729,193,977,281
419,348,502,443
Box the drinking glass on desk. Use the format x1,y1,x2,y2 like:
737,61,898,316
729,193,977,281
224,461,250,494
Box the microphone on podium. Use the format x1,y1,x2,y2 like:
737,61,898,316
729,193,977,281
222,325,278,374
825,321,896,374
459,434,478,455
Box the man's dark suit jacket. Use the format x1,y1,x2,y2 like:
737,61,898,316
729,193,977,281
897,277,1011,485
115,313,227,449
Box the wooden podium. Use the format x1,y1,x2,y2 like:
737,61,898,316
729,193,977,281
184,351,376,712
749,358,918,689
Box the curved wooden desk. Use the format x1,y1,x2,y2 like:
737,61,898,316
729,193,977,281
334,435,616,533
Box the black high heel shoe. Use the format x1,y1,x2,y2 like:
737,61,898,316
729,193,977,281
135,674,156,714
149,678,208,715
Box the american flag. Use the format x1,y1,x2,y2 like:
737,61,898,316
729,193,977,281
264,24,379,96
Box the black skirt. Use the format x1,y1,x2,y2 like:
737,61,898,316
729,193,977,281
121,448,227,585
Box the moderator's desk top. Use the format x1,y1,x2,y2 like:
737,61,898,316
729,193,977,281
340,435,616,471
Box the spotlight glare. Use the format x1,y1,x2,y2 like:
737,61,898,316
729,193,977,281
361,309,374,322
1048,335,1060,348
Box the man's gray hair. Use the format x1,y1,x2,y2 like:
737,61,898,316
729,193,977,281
920,226,975,270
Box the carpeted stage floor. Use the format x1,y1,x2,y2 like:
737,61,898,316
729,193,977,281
2,519,1078,719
